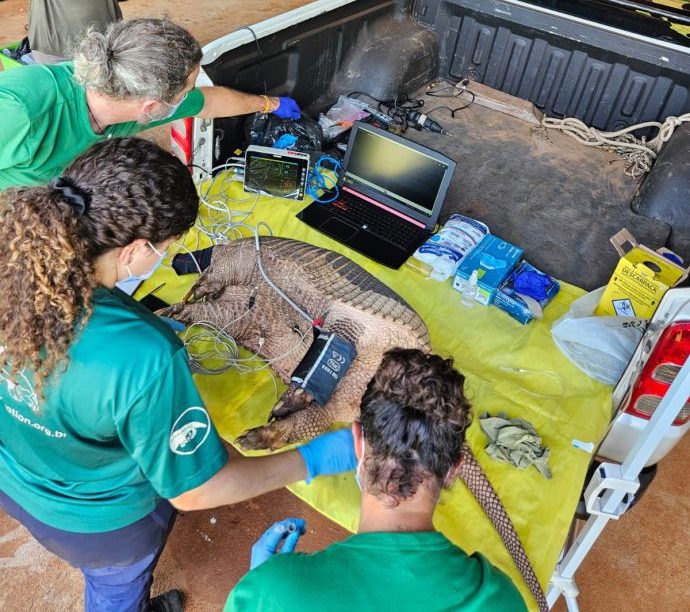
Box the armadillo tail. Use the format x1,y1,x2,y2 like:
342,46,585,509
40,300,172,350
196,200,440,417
459,445,548,612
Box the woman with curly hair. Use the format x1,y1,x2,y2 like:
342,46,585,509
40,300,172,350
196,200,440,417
227,348,526,612
0,137,354,612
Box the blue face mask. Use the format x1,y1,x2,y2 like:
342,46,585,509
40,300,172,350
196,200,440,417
148,92,188,123
355,437,366,492
116,242,165,296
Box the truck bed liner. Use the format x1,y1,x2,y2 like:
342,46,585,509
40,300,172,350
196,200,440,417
401,84,670,289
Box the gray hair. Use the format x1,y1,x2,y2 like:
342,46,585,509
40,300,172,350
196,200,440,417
72,18,202,102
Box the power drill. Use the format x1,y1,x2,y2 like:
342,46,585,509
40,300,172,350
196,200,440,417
406,110,448,134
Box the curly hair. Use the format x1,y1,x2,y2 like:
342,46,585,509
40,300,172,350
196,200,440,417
0,137,199,405
73,18,202,102
359,348,472,506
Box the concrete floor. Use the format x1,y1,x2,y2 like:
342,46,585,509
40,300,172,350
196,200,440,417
1,1,689,610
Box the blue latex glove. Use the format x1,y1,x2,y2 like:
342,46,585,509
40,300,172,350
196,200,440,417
272,96,301,120
158,316,186,332
297,429,356,484
250,518,307,569
274,134,299,149
513,269,553,301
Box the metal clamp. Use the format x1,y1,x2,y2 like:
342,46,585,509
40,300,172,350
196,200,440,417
584,463,639,519
550,571,580,599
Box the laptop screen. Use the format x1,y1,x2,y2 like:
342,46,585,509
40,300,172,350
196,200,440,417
344,127,451,216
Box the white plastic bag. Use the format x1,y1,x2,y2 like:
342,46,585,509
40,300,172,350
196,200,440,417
318,96,371,140
551,287,647,385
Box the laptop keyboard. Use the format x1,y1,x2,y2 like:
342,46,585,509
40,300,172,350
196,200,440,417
326,192,425,249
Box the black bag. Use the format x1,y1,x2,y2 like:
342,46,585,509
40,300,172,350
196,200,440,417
245,113,323,153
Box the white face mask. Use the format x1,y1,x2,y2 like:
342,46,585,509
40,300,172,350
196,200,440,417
116,242,165,295
355,437,366,492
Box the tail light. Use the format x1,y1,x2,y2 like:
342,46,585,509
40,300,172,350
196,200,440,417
625,321,690,425
170,117,194,171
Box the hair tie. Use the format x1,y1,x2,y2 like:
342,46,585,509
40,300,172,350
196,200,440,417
50,177,91,216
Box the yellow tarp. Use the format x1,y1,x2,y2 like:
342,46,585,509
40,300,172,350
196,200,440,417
139,178,612,610
643,1,690,38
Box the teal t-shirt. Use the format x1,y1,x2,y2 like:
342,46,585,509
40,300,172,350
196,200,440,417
0,287,227,532
225,531,527,612
0,62,205,190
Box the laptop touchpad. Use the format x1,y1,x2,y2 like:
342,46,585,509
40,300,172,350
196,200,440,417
320,217,359,241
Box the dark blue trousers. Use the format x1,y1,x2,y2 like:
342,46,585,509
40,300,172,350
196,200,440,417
0,490,176,612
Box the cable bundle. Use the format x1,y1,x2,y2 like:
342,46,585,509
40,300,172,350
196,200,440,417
307,155,342,203
348,80,474,133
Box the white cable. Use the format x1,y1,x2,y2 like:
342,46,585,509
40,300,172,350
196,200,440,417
183,317,309,397
541,113,690,179
164,241,204,274
253,223,317,326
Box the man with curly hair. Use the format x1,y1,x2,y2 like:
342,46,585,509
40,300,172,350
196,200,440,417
225,348,526,612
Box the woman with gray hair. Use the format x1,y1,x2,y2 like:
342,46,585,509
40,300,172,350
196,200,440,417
0,17,300,191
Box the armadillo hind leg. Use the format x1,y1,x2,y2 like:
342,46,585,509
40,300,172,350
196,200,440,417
459,446,548,612
237,408,334,451
270,385,316,420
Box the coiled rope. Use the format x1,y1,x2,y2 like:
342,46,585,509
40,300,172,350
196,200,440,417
541,113,690,179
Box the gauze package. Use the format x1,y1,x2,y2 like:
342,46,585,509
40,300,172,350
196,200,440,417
412,214,489,281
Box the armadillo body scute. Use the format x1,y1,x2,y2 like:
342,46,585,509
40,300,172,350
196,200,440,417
163,237,430,448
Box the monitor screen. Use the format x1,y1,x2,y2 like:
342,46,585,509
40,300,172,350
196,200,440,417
344,128,450,215
245,156,303,199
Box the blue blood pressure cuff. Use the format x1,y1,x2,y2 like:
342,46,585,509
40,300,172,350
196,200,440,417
290,331,357,406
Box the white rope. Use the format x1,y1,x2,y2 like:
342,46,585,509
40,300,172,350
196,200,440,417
541,113,690,179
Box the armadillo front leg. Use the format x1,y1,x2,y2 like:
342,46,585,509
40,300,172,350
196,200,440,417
158,286,256,329
459,446,548,612
237,407,335,451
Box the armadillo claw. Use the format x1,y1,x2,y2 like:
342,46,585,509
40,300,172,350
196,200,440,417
270,384,316,419
236,422,292,451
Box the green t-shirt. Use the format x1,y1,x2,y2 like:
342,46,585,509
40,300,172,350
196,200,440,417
225,531,527,612
0,287,227,533
0,62,205,190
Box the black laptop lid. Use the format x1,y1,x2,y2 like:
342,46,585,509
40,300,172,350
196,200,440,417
341,122,456,229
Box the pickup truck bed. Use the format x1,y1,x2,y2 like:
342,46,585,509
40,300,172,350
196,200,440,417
381,84,670,288
200,0,690,289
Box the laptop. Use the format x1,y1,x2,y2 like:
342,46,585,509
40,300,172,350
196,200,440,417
297,122,456,268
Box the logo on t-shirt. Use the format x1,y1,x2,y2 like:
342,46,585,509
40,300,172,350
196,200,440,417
169,407,211,455
0,348,39,413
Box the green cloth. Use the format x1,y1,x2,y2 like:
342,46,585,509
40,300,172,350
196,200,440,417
480,412,552,479
0,62,205,191
224,531,526,612
0,287,227,533
29,0,122,58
